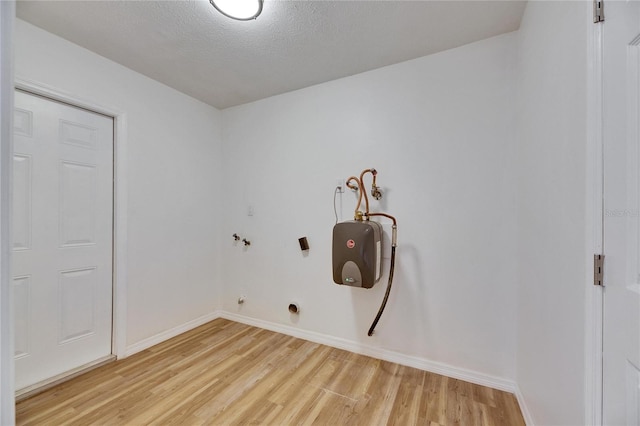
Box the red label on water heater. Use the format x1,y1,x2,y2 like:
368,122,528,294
346,239,355,249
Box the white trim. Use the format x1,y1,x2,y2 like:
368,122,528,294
515,385,535,426
0,1,15,424
123,309,519,394
123,309,520,394
218,311,517,393
586,4,605,425
125,308,519,395
13,77,129,361
123,311,220,357
112,114,128,359
15,354,115,401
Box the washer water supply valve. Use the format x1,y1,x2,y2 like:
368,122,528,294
332,168,398,336
233,234,251,247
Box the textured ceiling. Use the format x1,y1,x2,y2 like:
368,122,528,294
17,0,526,109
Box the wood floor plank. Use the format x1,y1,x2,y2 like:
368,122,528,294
266,344,331,407
268,380,325,425
16,318,525,426
423,373,449,424
388,378,424,425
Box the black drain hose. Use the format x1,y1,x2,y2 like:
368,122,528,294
368,245,396,336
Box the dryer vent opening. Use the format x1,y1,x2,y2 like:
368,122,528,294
288,303,300,314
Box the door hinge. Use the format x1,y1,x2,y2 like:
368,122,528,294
594,0,604,23
594,254,605,286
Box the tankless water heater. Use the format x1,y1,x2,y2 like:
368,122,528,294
332,221,382,288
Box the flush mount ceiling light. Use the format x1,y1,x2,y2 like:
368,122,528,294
210,0,263,21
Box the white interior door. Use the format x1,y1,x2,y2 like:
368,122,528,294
603,1,640,424
12,90,114,391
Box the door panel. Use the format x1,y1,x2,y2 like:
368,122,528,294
12,90,114,390
603,1,640,424
59,267,98,343
626,362,640,424
12,154,32,251
12,276,30,359
59,160,98,247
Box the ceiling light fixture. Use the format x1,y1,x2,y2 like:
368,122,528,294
209,0,263,21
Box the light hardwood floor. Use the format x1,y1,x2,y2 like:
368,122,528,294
16,319,525,425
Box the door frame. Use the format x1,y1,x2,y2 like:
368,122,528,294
586,3,604,424
13,78,129,362
0,0,15,422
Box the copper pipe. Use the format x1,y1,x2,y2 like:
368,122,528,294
342,168,399,336
368,213,397,247
345,176,360,191
367,212,397,226
346,169,386,221
346,176,363,218
359,168,377,216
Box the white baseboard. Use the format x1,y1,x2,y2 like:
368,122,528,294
123,311,221,357
123,310,526,416
217,311,517,394
515,385,535,426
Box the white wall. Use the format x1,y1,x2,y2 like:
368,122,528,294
516,2,589,425
0,2,15,423
221,33,518,383
9,7,598,423
14,20,224,348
